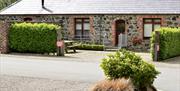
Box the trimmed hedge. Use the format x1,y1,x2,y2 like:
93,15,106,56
100,49,160,90
151,27,180,61
75,43,104,51
9,23,60,53
0,0,17,10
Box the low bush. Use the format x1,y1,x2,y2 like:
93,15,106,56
151,27,180,60
75,43,104,51
100,49,160,90
9,22,60,53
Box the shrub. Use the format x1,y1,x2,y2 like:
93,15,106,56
91,78,134,91
151,27,180,61
9,22,60,53
0,0,17,10
75,43,104,51
100,49,160,90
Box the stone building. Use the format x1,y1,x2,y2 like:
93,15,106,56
0,0,180,53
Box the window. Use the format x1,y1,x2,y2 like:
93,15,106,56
143,18,161,38
75,18,90,40
23,17,32,21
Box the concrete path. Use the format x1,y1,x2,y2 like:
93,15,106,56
0,50,180,91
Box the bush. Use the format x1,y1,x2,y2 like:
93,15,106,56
9,22,60,53
151,27,180,60
100,49,160,90
0,0,17,10
75,43,104,51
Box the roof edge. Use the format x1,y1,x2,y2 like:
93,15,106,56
0,13,180,16
0,0,22,14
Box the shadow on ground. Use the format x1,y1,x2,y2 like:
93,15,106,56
158,56,180,65
1,52,78,59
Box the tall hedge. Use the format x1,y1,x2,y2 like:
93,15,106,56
9,23,59,53
0,0,17,10
151,27,180,61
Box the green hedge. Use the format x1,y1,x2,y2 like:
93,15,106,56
100,49,160,90
0,0,17,10
9,23,60,53
75,43,104,51
151,27,180,61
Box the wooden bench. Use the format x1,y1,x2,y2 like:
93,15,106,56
64,40,78,53
66,45,79,53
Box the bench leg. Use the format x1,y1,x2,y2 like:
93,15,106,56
73,49,76,53
65,49,68,53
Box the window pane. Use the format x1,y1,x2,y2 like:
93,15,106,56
76,19,82,23
144,24,152,37
76,23,82,30
83,30,90,38
144,19,152,23
84,23,90,30
75,30,82,38
154,24,161,31
84,19,90,23
154,19,161,23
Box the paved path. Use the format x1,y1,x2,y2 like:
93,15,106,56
0,50,180,91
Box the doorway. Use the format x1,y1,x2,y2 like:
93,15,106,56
115,20,125,46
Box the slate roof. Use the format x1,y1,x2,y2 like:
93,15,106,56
0,0,180,15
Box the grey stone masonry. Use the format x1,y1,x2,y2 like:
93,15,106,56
0,14,179,52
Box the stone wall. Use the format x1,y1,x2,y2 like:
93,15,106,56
0,21,10,53
0,14,180,52
99,15,180,51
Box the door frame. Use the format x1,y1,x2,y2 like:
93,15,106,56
112,19,126,46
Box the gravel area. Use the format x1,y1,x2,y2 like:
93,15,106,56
0,75,94,91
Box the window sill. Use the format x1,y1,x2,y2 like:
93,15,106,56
143,37,151,40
